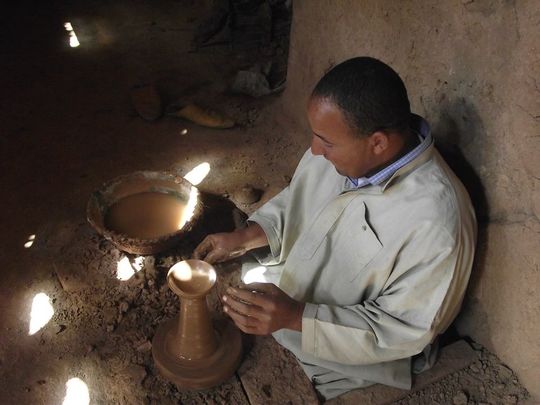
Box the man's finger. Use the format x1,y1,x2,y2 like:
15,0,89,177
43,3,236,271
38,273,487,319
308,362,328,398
230,318,259,335
242,282,277,294
223,294,263,319
224,304,258,328
226,287,269,307
205,248,228,264
193,237,212,260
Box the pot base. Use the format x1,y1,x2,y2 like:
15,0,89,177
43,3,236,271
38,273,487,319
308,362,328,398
152,317,242,390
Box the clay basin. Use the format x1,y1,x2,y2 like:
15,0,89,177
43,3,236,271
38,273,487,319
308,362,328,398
87,171,203,255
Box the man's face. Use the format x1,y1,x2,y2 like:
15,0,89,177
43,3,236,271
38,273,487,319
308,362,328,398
307,97,376,179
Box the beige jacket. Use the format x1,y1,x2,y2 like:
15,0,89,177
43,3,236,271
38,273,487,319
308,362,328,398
247,140,477,398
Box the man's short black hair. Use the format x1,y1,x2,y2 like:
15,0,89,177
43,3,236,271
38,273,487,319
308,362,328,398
311,57,411,137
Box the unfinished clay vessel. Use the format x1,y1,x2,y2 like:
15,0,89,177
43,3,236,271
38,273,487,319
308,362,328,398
152,260,243,389
87,171,203,255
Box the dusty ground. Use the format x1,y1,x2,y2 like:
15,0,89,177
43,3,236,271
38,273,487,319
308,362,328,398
396,347,530,405
0,0,533,404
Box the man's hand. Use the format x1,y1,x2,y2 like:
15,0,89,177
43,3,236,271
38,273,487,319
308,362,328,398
222,283,305,335
193,232,247,264
193,224,269,264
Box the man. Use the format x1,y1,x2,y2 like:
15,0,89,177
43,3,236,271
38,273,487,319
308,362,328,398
194,57,477,400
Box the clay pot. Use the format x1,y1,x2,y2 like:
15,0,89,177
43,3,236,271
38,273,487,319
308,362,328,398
87,171,203,255
152,260,243,389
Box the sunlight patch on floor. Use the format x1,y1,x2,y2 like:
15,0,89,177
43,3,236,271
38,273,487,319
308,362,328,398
243,266,269,284
132,256,144,271
116,256,144,281
64,22,80,48
24,234,36,248
62,378,90,405
183,162,210,186
29,293,54,335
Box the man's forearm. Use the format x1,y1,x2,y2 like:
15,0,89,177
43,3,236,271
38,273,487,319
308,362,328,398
237,222,269,251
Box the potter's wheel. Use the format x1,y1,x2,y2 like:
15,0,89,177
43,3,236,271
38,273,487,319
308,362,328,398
87,171,203,255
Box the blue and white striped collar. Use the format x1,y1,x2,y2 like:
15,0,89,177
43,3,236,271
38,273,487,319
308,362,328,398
346,114,432,190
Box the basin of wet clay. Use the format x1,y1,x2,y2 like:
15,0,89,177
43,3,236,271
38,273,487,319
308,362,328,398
87,171,203,255
152,260,243,390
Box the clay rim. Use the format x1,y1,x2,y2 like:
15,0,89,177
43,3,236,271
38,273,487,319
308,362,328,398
167,259,217,298
86,171,203,250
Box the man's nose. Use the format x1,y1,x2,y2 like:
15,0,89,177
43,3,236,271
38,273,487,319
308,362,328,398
311,136,324,156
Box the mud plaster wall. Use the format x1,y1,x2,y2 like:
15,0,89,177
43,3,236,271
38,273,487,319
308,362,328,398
278,0,540,399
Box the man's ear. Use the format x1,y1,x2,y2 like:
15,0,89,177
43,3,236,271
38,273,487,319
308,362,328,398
369,131,390,155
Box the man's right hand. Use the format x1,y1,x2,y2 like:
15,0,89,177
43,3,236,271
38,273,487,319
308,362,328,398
193,223,269,264
193,232,247,264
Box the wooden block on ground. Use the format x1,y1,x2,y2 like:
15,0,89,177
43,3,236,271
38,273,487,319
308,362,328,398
237,335,319,405
328,340,478,405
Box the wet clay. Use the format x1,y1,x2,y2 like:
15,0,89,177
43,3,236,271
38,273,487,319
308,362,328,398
105,192,189,239
152,260,243,390
169,261,216,295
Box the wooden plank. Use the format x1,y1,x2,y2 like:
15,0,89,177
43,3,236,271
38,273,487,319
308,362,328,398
237,335,319,405
328,340,478,405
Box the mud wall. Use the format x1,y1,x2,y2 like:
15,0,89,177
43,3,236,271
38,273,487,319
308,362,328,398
280,0,540,398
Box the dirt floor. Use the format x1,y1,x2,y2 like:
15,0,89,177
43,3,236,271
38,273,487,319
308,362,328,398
0,0,533,404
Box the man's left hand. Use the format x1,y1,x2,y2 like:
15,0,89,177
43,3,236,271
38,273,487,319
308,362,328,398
222,283,305,335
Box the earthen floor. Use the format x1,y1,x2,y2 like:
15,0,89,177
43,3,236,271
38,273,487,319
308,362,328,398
0,1,531,404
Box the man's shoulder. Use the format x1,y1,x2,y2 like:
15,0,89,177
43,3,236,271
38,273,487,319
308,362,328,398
384,155,469,232
297,148,325,169
293,148,338,180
